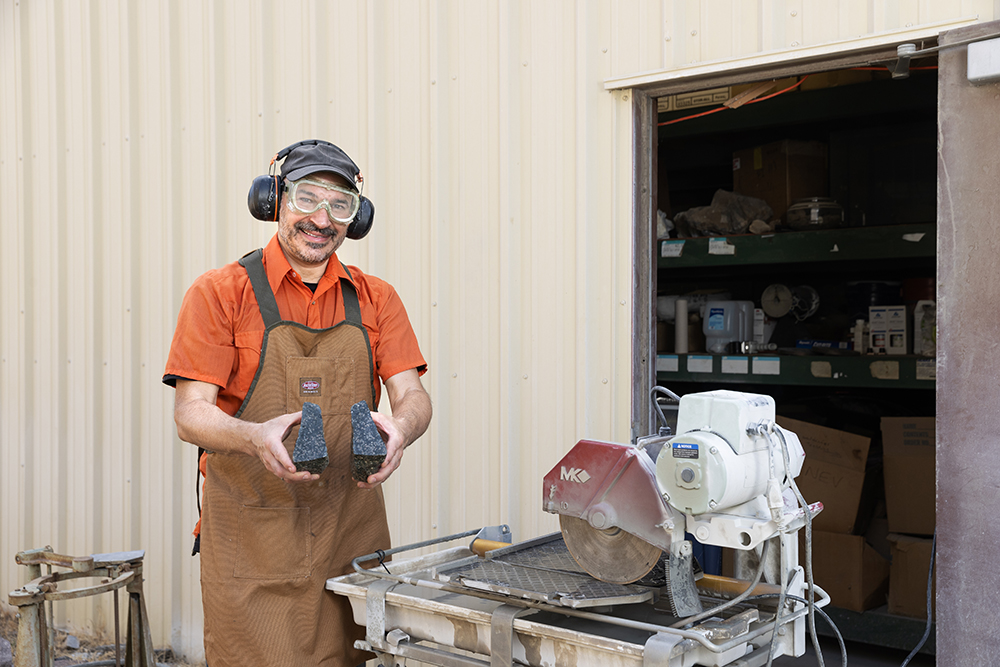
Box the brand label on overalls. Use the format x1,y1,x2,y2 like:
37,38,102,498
300,377,322,396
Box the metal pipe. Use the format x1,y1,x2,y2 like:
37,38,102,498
352,527,482,573
114,588,120,667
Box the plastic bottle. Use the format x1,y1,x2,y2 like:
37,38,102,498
703,300,755,354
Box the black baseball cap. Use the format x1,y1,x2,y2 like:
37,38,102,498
280,141,361,192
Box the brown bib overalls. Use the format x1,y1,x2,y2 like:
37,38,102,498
200,249,390,666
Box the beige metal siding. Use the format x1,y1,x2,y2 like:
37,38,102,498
613,0,994,73
1,1,994,661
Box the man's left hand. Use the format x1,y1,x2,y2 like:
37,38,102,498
355,369,432,489
358,411,407,488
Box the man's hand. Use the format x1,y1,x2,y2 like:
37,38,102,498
355,369,431,489
174,379,319,483
252,411,320,483
358,411,406,488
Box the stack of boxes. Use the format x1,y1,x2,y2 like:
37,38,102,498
732,139,829,224
881,417,937,620
775,417,890,613
756,416,937,619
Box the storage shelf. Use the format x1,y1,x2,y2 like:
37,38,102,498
656,354,935,390
657,223,934,269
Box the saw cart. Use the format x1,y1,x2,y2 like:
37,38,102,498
328,389,836,666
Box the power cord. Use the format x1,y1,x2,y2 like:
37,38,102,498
747,594,847,667
749,422,827,667
650,385,681,435
900,531,936,666
774,426,825,667
671,539,771,630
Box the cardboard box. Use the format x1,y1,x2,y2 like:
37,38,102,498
869,305,909,355
864,516,893,561
881,418,935,535
721,547,735,578
732,140,828,222
805,530,889,612
776,417,871,533
799,69,874,91
887,534,935,620
730,78,799,101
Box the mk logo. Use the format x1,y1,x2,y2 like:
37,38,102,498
560,467,591,484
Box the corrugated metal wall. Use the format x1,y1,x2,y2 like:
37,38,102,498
1,0,993,661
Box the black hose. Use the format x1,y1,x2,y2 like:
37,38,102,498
671,539,771,629
746,594,848,667
650,385,681,430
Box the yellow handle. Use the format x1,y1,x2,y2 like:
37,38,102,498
697,573,782,598
471,539,509,557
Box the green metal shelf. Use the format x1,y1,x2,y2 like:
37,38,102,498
657,223,935,269
656,353,935,390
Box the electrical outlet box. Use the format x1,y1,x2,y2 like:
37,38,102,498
968,37,1000,85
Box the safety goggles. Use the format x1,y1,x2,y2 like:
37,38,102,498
285,178,360,223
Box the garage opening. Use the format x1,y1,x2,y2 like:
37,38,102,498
653,64,938,654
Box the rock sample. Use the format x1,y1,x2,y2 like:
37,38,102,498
1,636,12,667
351,401,386,482
293,402,329,475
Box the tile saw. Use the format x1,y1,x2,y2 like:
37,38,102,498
329,388,835,666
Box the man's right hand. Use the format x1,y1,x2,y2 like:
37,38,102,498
174,379,319,483
252,411,320,483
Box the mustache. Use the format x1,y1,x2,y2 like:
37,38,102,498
296,222,336,238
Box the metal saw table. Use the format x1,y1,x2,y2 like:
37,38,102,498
328,531,824,667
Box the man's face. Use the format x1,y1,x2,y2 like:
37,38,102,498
276,172,354,267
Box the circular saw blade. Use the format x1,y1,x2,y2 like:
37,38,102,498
559,514,662,584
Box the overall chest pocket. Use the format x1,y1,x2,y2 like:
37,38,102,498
285,356,356,415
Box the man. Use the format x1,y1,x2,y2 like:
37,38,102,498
163,140,431,666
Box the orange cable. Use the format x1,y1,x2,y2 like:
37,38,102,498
657,65,939,128
745,73,810,104
657,74,810,127
657,105,729,126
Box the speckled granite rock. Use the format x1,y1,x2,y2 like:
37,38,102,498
293,402,329,475
351,400,386,482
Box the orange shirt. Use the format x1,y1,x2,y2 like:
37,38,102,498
163,235,427,415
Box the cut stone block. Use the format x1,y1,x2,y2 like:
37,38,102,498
293,402,329,475
351,400,386,482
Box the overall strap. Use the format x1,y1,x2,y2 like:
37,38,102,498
340,263,362,327
239,249,282,328
239,249,362,328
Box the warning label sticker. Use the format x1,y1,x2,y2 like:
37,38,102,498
672,443,699,459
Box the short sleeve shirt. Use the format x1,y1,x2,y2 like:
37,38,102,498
163,235,427,416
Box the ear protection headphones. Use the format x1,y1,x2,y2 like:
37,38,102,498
247,139,375,240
